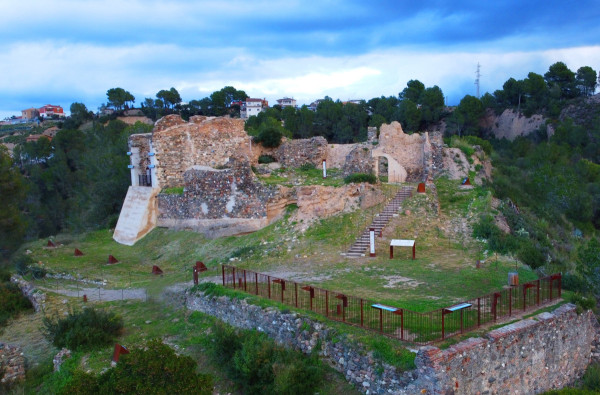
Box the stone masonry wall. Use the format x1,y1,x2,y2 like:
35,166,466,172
342,144,374,176
275,136,328,168
415,304,597,394
158,160,278,221
0,343,25,386
373,121,426,182
184,288,598,395
151,115,251,188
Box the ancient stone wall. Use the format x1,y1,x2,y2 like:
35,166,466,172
0,343,25,386
341,144,374,176
183,288,598,395
151,115,251,188
415,304,597,394
275,136,328,168
373,121,426,182
158,161,277,221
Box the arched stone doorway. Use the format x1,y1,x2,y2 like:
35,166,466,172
372,153,407,183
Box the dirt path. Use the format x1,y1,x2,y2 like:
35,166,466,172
38,285,147,302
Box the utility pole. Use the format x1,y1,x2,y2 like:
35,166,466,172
475,63,481,98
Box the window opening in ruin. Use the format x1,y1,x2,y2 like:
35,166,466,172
378,156,389,182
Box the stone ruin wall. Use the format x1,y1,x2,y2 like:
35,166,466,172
373,121,427,182
0,343,25,386
184,288,599,395
158,161,278,222
151,115,251,188
129,133,152,171
130,116,441,238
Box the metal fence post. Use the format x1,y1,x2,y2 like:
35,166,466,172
477,298,481,327
295,283,298,308
325,290,329,317
222,265,225,286
255,273,258,295
360,299,363,327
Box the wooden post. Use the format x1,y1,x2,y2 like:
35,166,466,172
268,276,271,299
255,273,258,295
536,279,540,305
441,310,445,340
400,310,404,341
295,283,298,308
325,290,329,317
390,245,393,259
221,265,225,286
243,270,247,291
412,243,416,260
379,309,383,333
232,267,236,289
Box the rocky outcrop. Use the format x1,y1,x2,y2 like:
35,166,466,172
482,108,547,141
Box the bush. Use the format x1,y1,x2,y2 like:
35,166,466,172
582,363,600,391
517,240,546,269
562,273,588,293
299,162,316,171
0,282,33,327
255,126,283,148
258,154,276,164
208,322,324,395
568,293,596,315
43,308,123,350
63,340,213,395
344,173,377,184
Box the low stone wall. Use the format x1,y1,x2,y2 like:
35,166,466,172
185,289,598,394
11,274,45,312
0,343,25,385
185,291,418,394
415,304,597,394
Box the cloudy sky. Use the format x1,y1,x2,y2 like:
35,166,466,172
2,0,600,119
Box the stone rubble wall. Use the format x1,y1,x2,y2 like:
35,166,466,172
0,343,25,386
184,289,598,395
151,115,251,188
341,144,374,176
414,304,597,394
11,274,45,312
129,133,152,171
158,161,277,221
185,291,418,394
275,136,328,168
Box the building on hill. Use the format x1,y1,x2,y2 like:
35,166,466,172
276,97,297,108
21,108,39,120
307,99,323,111
241,98,268,119
38,104,65,118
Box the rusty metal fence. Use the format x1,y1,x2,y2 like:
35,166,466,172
221,265,561,344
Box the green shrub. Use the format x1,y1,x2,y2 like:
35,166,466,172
582,363,600,391
0,282,33,327
63,340,213,395
161,186,184,195
255,126,283,148
208,322,325,395
258,154,276,164
569,293,596,315
517,240,546,269
464,135,493,155
344,173,377,184
299,162,316,171
562,273,588,293
43,308,123,350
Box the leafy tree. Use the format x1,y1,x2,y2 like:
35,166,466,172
399,80,425,102
210,86,248,116
0,146,26,260
397,99,421,132
106,88,135,110
576,66,598,96
451,95,483,136
156,87,182,109
68,102,93,128
419,86,445,125
544,62,578,100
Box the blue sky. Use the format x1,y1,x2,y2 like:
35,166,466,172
1,0,600,119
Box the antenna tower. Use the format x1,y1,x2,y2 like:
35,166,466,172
475,63,481,98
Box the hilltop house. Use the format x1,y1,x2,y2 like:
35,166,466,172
276,97,297,108
241,98,268,119
21,108,40,120
38,104,65,118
